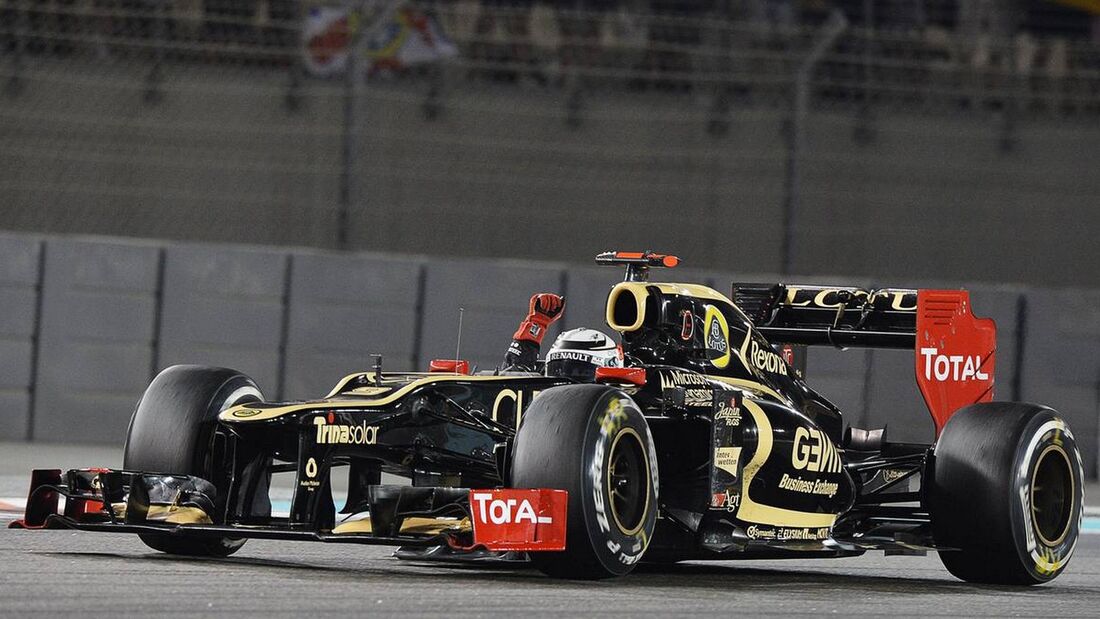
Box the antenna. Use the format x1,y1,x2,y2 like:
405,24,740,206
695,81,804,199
454,307,465,367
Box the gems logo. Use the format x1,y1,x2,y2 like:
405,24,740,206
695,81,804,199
791,426,842,474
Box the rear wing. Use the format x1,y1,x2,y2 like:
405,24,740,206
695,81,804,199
732,284,996,434
732,284,919,348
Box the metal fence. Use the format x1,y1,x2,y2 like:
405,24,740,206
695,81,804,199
2,1,1100,288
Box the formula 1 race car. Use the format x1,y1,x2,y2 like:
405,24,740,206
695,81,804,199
11,251,1084,585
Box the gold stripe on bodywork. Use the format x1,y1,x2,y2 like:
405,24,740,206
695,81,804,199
108,503,213,524
221,373,537,423
324,372,436,398
606,283,649,332
331,516,471,535
705,375,791,407
734,399,838,529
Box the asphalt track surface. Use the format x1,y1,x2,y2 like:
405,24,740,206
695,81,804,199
3,443,1100,617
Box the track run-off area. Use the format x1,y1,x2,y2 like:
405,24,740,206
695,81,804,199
1,443,1098,616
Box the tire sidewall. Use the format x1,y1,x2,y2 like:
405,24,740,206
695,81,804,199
1008,413,1084,582
124,368,262,478
123,366,263,557
579,390,659,576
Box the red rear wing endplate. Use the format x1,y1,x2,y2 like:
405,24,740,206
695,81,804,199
915,290,996,435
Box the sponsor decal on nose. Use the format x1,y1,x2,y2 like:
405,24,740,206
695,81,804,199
468,489,567,551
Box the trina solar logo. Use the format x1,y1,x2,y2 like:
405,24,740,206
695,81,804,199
919,347,990,382
471,493,553,525
313,417,379,444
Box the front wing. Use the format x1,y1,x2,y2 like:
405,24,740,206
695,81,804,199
9,468,568,553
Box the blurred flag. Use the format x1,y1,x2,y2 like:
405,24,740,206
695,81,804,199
302,6,356,76
365,8,458,74
302,4,457,78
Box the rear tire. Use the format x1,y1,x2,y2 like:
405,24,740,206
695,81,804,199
928,402,1083,585
123,365,264,557
511,385,659,579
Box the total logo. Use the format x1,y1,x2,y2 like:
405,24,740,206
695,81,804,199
472,493,553,525
919,347,990,382
313,416,379,445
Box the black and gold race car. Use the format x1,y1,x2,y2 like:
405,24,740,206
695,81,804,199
11,252,1085,584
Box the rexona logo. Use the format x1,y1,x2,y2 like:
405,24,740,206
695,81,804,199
472,493,553,525
791,427,842,473
313,417,379,445
919,347,990,382
750,340,788,376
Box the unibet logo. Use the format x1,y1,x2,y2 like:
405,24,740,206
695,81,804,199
750,340,788,376
791,426,842,473
472,493,553,525
313,417,379,445
919,348,990,382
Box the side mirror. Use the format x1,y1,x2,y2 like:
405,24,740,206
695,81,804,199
429,359,470,374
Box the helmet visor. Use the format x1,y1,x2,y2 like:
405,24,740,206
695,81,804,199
545,357,598,381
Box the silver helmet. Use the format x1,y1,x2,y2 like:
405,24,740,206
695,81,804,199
544,328,621,381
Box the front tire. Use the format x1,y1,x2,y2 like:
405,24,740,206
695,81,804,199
124,365,264,557
928,402,1084,585
511,385,659,579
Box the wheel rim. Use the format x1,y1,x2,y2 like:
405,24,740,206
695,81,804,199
1030,444,1074,547
606,428,650,536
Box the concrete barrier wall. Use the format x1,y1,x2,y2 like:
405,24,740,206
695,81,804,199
0,234,42,440
1020,288,1100,479
158,244,290,398
0,232,1096,478
419,258,565,371
34,238,161,443
283,252,423,399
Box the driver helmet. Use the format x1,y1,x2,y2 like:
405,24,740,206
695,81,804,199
545,328,621,381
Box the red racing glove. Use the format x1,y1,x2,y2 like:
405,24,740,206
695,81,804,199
512,293,565,344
